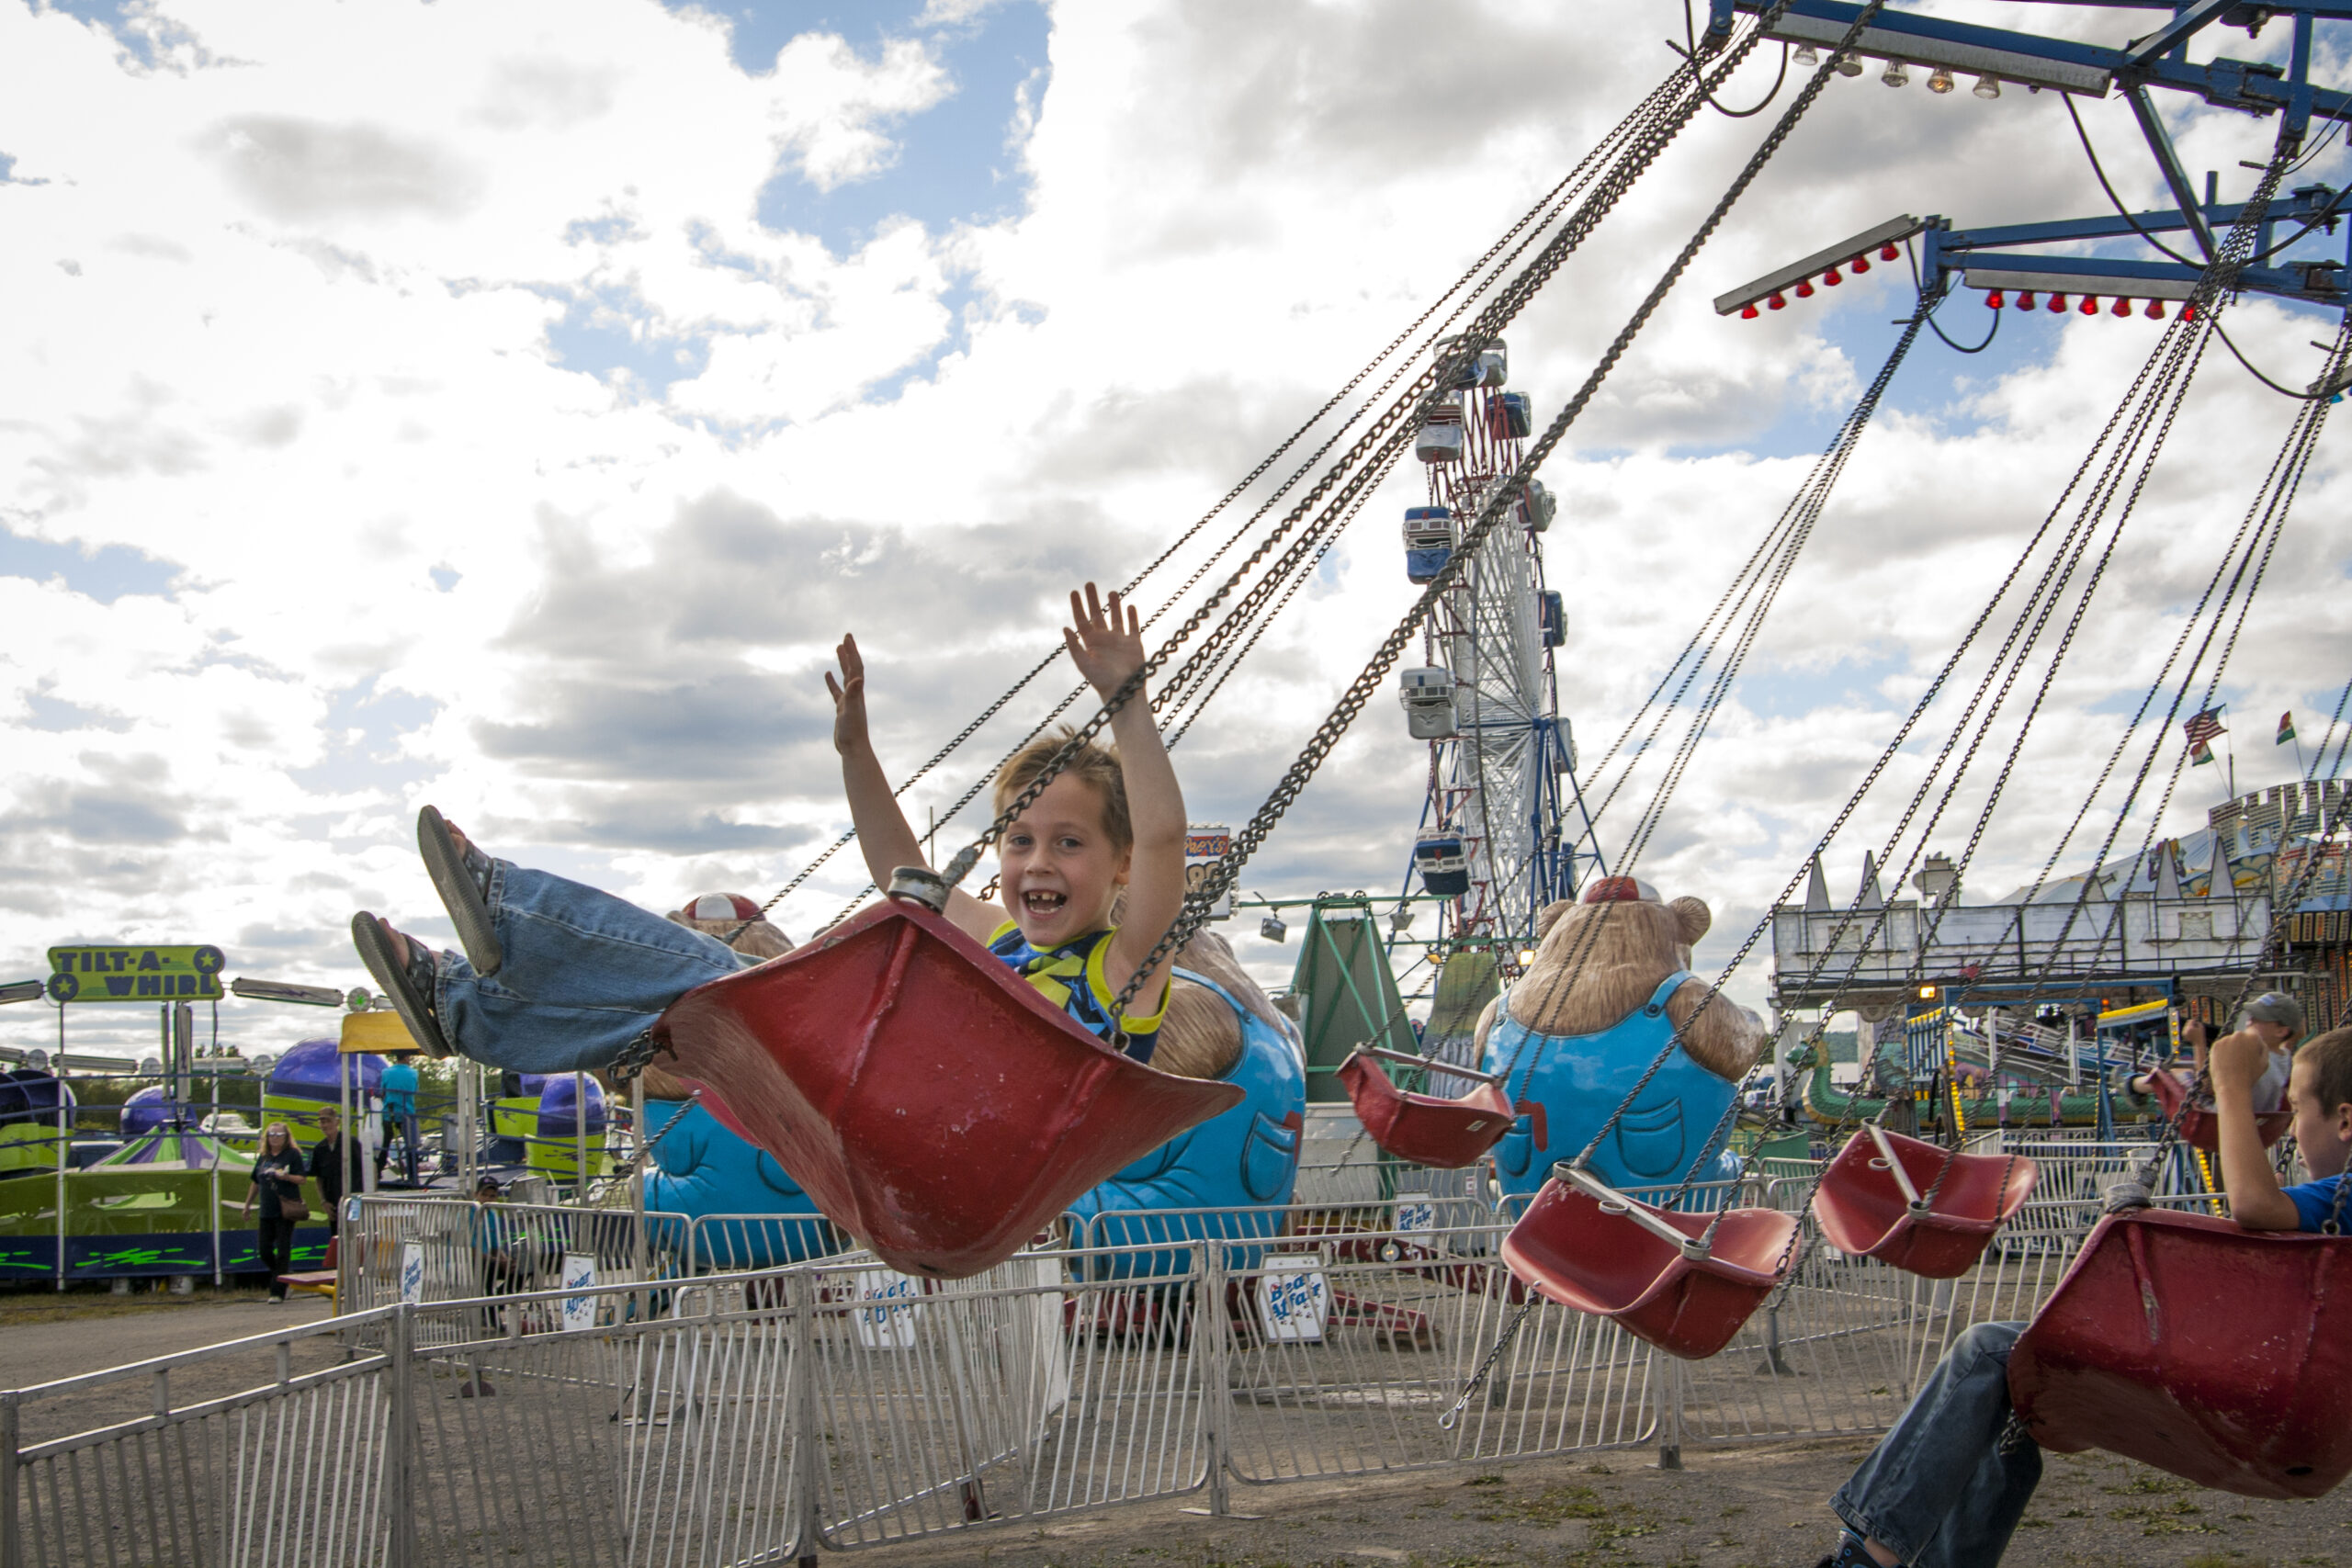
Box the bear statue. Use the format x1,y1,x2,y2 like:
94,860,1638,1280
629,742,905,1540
1476,876,1768,1205
1065,927,1306,1280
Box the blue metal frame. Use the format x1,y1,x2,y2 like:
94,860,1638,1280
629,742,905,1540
1707,3,2352,318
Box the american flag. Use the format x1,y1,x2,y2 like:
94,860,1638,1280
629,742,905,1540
2183,707,2227,747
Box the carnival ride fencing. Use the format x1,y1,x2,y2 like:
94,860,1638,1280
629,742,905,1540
0,1137,2218,1568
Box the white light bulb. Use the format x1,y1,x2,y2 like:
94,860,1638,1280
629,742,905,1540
1882,59,1911,88
1928,68,1955,95
1973,75,2002,100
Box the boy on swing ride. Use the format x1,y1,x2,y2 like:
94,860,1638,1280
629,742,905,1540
349,583,1177,1075
1812,1020,2352,1568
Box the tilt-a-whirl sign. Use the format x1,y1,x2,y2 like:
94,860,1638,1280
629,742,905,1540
45,945,226,1004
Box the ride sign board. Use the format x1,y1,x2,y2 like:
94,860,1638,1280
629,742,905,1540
560,1254,599,1332
1255,1253,1329,1342
853,1269,922,1348
1184,825,1232,920
46,945,225,1004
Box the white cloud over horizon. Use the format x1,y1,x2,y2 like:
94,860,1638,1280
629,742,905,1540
4,0,2349,1055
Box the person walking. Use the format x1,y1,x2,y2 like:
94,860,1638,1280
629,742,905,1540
309,1110,355,1235
241,1122,308,1303
378,1055,421,1184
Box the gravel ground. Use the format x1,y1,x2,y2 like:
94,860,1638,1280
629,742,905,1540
839,1438,2352,1568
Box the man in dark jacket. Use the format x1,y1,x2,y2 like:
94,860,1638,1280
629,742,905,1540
310,1110,358,1235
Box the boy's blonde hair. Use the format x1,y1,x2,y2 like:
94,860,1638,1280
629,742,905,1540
993,728,1131,853
2298,1027,2352,1116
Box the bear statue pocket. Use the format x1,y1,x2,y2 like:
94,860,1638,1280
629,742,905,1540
1612,1100,1687,1183
752,1149,808,1201
1496,1117,1535,1180
1239,1111,1301,1205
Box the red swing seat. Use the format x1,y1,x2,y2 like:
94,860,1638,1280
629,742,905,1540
1337,1047,1515,1168
1499,1168,1799,1360
652,897,1242,1280
2008,1207,2352,1499
1811,1125,2039,1279
2145,1068,2293,1154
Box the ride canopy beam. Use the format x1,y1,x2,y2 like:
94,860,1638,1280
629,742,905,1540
1718,0,2352,129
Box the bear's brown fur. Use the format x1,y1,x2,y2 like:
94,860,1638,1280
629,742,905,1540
1475,892,1763,1081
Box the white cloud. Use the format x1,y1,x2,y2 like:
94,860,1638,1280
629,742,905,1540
2,0,2348,1058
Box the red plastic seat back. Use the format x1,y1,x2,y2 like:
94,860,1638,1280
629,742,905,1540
1811,1129,2038,1279
653,899,1241,1279
2010,1209,2352,1498
2147,1069,2292,1154
1500,1177,1798,1360
1337,1052,1514,1169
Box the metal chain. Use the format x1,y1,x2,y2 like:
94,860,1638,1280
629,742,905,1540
725,66,1696,944
1109,0,1853,1022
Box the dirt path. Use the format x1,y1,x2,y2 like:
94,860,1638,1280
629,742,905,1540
840,1438,2352,1568
0,1285,332,1386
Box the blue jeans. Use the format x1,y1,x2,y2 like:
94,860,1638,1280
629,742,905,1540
432,862,749,1075
1833,1321,2041,1567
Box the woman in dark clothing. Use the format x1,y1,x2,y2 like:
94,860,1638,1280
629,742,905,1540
242,1122,307,1303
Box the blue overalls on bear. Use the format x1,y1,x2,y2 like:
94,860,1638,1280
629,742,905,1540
1065,970,1307,1281
639,1099,837,1268
1482,970,1742,1207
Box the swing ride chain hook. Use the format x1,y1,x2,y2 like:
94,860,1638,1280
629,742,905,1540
608,1028,674,1087
1117,0,1866,1026
1439,1292,1543,1432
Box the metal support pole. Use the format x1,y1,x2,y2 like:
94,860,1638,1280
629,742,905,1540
53,1060,66,1294
0,1393,20,1568
1202,1243,1231,1516
573,1071,588,1197
1658,1356,1685,1471
387,1303,417,1568
630,1077,648,1321
790,1270,824,1568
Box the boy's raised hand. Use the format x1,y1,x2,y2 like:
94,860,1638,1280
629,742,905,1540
1064,583,1146,703
2210,1025,2274,1100
825,635,870,757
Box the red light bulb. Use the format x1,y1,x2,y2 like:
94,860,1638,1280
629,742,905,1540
2182,301,2199,321
1824,266,1843,287
1796,280,1815,298
1879,243,1899,262
2079,295,2098,316
2111,297,2132,318
2016,291,2035,310
1769,292,1788,310
1986,289,2005,309
2146,299,2165,320
2047,292,2067,313
1851,254,1871,275
1741,302,1759,319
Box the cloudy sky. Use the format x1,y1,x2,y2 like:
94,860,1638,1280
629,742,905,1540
6,0,2349,1054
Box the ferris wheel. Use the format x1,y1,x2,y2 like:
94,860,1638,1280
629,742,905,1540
1395,336,1580,978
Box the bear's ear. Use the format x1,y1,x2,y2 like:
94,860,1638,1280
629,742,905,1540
1670,896,1712,945
1533,898,1576,943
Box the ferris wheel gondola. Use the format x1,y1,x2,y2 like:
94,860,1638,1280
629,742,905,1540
1395,336,1581,980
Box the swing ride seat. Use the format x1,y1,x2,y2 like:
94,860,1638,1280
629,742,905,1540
2007,1207,2352,1499
1810,1125,2038,1280
1500,1168,1799,1360
1337,1049,1515,1168
2145,1067,2293,1154
650,896,1243,1280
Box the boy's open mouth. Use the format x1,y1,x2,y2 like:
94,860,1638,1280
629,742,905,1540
1021,889,1068,917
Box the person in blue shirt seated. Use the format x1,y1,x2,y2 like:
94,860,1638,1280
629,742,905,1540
349,583,1180,1073
1813,1022,2352,1568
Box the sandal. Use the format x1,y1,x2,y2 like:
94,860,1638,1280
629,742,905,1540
350,912,453,1058
418,806,503,977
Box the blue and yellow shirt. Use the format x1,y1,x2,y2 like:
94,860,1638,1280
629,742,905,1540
987,922,1170,1064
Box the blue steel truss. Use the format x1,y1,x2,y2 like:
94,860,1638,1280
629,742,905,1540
1711,1,2352,321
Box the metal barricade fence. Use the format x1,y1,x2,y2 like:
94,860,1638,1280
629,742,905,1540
7,1163,2230,1566
1,1305,405,1568
345,1196,690,1342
